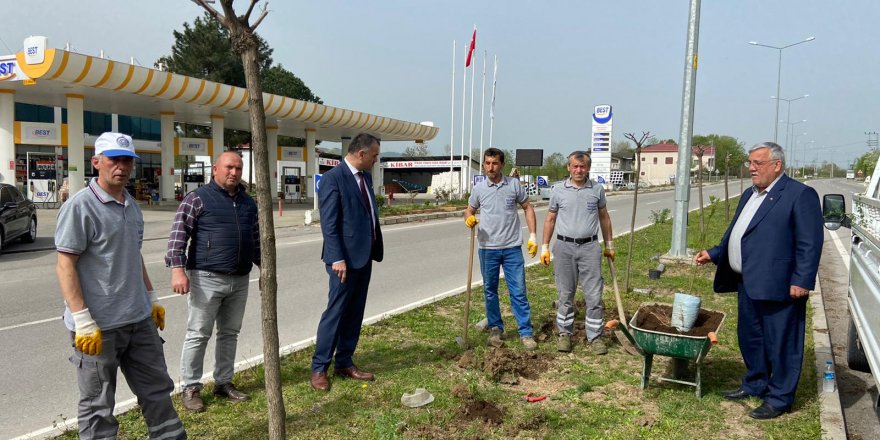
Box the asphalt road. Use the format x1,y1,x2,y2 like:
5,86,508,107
810,178,880,440
0,180,766,438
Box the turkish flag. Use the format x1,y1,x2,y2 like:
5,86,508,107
465,28,476,67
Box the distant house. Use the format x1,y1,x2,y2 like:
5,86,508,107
611,152,635,184
638,143,715,186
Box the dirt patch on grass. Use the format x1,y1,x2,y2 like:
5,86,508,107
458,399,505,424
482,348,554,384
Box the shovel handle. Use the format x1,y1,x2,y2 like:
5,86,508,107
462,226,476,345
607,256,628,327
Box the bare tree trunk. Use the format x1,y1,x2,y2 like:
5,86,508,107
697,151,704,241
195,1,285,438
623,131,650,294
240,47,285,440
724,163,730,220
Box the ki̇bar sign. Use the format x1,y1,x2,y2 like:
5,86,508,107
590,104,613,186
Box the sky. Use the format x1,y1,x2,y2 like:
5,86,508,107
3,0,878,167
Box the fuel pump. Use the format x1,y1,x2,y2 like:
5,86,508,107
26,151,58,206
282,166,302,202
182,161,206,195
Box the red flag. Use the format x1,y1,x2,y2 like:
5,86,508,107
465,28,476,67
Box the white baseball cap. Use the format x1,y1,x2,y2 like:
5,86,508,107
95,132,139,158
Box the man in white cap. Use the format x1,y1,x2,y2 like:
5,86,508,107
55,132,186,439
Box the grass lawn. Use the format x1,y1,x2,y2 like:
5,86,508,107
58,196,823,439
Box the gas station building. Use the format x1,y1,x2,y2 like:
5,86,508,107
0,37,438,206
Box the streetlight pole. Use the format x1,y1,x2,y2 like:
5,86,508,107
748,37,815,143
785,119,806,174
772,94,808,147
792,132,806,176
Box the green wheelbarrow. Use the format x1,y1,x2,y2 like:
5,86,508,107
609,302,726,397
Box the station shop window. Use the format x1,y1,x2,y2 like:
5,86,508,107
83,111,112,135
14,103,55,123
118,115,161,141
665,157,673,164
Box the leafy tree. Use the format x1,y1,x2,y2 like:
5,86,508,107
157,12,273,87
158,12,321,149
854,149,880,178
538,152,568,180
402,143,429,157
613,139,634,155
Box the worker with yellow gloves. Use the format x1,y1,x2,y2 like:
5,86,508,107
55,132,186,440
465,148,539,351
540,151,615,355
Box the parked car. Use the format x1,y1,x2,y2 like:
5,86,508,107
0,183,37,255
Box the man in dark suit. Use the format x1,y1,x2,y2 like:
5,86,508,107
695,142,823,419
310,133,384,391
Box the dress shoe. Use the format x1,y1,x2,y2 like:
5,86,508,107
721,388,752,401
334,365,375,381
182,387,205,412
213,383,249,401
748,402,789,420
310,371,331,391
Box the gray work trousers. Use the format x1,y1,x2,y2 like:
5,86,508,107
69,317,186,440
553,240,605,341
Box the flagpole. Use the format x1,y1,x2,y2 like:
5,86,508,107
467,32,477,193
488,55,497,152
478,50,487,178
449,40,456,195
459,62,467,197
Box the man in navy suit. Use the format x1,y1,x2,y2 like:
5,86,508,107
695,142,823,419
310,133,384,391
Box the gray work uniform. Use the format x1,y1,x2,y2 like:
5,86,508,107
56,178,185,440
548,178,606,341
468,176,527,249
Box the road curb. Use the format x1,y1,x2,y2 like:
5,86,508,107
811,275,847,439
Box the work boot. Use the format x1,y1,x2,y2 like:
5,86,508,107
182,387,205,412
487,327,505,348
557,333,572,353
521,336,538,351
589,337,608,355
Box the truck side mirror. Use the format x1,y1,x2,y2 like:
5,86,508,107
822,194,850,231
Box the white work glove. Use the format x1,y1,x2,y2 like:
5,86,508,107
149,290,165,331
72,308,102,355
527,233,538,258
603,240,616,261
540,244,551,266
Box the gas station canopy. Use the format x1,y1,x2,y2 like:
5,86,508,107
8,47,438,143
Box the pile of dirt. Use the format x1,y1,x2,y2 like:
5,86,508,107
481,348,553,384
634,303,723,336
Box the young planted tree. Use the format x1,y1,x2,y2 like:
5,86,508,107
623,131,650,293
192,1,284,438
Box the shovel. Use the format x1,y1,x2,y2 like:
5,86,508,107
606,255,639,356
456,226,477,350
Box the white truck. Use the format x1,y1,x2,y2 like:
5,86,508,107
824,166,880,407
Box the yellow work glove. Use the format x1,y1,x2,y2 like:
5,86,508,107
72,308,103,356
540,244,551,266
527,233,538,258
603,241,616,261
465,215,479,229
149,290,165,331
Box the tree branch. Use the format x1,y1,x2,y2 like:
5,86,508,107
250,5,269,31
243,0,259,21
193,0,226,25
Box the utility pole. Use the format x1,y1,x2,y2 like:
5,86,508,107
668,0,701,260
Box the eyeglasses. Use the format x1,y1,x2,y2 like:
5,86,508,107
744,159,779,168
